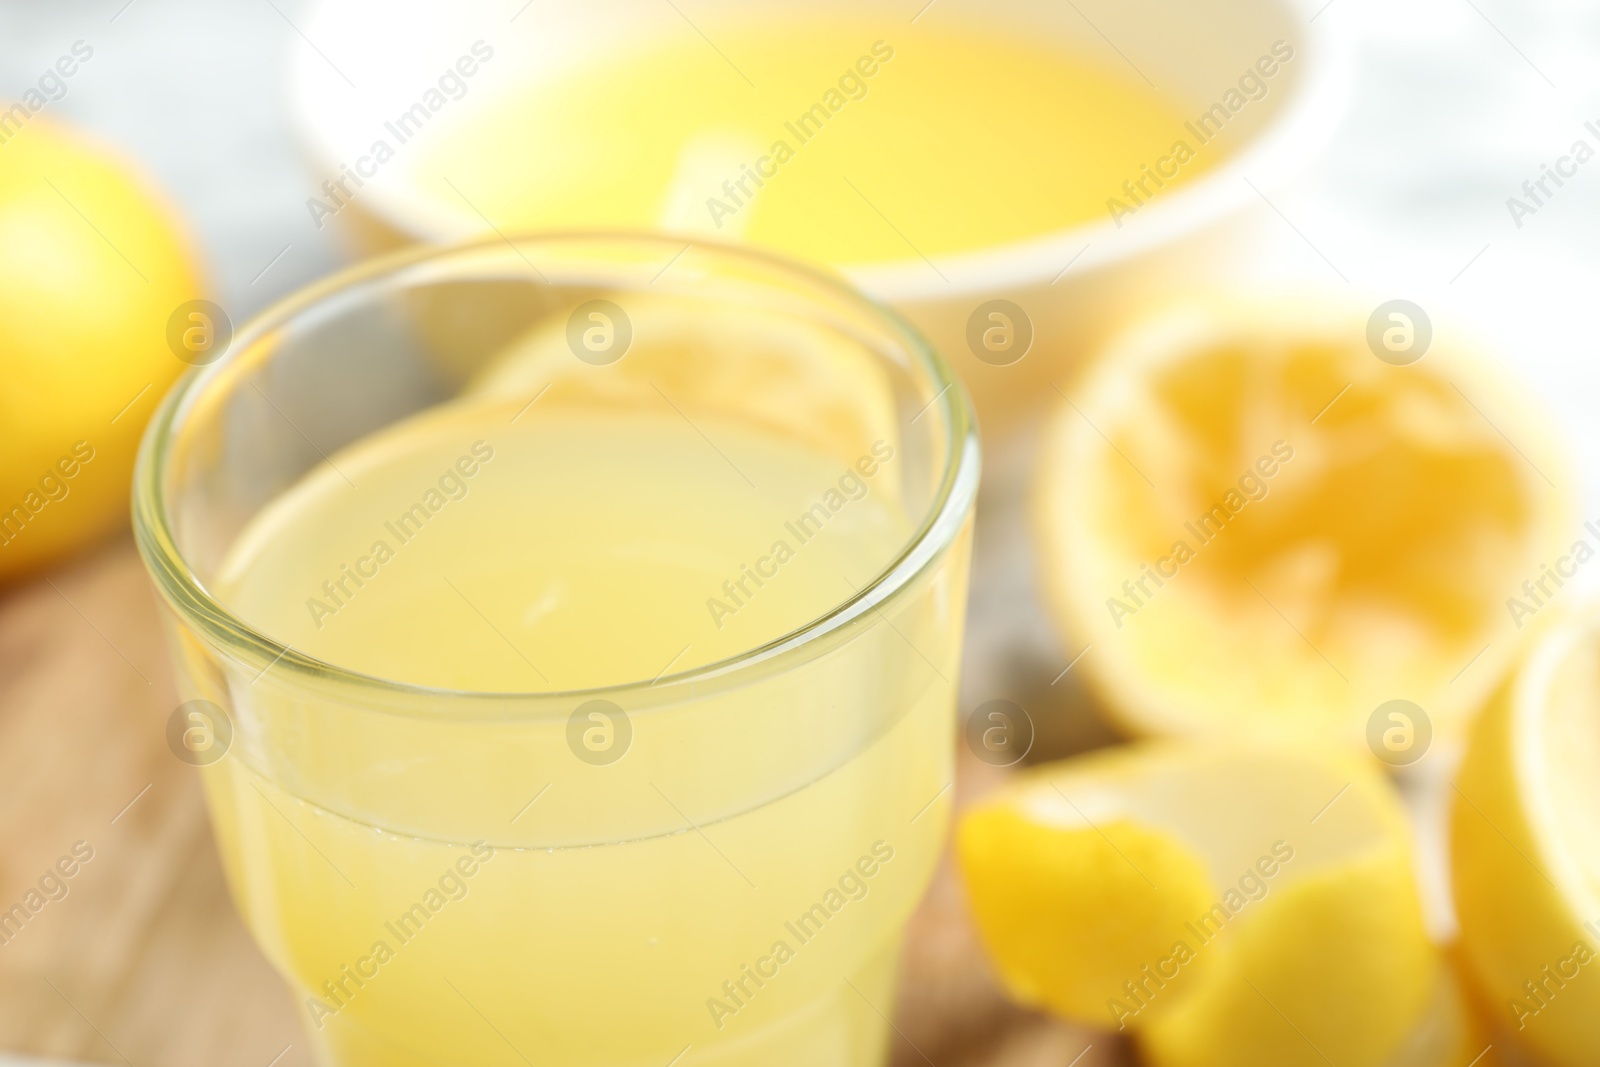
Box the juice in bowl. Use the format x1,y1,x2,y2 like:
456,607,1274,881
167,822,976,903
134,235,979,1065
289,0,1345,427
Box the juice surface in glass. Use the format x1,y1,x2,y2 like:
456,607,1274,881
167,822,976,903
216,406,908,691
137,237,978,1067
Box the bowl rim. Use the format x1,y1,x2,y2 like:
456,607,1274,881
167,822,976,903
284,0,1352,301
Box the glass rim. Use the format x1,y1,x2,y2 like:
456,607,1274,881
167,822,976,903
133,231,980,709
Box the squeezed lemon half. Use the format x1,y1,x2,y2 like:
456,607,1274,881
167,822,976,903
466,289,901,471
1032,297,1571,751
1380,948,1500,1067
958,743,1452,1067
1452,605,1600,1067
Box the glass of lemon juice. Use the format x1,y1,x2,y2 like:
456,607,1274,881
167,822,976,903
134,234,978,1067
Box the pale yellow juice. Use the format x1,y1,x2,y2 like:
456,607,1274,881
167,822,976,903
204,397,963,1066
408,24,1210,263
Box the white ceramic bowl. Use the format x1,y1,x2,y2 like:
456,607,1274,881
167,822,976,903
288,0,1349,432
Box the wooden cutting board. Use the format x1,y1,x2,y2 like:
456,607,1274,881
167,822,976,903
0,532,1119,1067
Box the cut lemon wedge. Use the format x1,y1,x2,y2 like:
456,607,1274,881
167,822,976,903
958,743,1439,1067
1452,605,1600,1067
1033,296,1572,751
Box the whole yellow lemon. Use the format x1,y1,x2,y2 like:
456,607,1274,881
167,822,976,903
0,118,204,583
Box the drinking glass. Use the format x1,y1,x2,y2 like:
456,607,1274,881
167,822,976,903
134,233,978,1066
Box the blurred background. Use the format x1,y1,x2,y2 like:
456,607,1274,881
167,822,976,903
3,0,1599,1065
